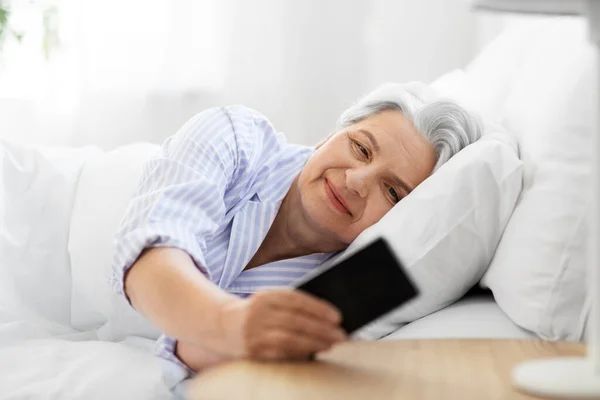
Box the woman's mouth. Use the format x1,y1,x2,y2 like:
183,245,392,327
324,179,352,216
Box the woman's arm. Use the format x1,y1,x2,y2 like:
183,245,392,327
125,246,239,352
126,246,347,370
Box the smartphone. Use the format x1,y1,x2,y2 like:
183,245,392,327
295,237,419,334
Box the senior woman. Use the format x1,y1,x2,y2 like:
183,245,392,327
110,82,481,378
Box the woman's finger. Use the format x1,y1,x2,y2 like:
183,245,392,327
267,290,342,325
265,309,346,344
251,330,331,360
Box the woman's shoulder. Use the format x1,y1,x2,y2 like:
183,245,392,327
222,104,269,123
216,105,294,169
179,105,304,190
174,105,287,168
222,105,283,146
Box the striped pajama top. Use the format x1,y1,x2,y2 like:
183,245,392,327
110,105,336,373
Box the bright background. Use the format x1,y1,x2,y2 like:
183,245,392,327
0,0,525,149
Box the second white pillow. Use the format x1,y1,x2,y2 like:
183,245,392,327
348,130,523,339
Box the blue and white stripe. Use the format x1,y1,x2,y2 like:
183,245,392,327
110,105,335,373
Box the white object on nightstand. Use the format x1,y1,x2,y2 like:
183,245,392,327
472,0,600,398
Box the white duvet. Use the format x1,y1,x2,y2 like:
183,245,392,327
0,338,171,399
0,302,172,400
0,141,174,399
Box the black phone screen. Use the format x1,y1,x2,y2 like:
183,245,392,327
296,238,418,334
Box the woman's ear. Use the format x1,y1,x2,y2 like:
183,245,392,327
315,131,337,150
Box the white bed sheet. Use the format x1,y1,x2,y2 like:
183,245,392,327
385,295,536,340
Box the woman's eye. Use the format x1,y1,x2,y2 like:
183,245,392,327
388,186,400,203
354,141,369,158
359,145,368,156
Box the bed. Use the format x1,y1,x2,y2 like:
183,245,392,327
384,289,534,341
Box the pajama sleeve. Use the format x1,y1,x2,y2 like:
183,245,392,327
110,106,243,297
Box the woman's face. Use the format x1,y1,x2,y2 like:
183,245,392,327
297,109,436,247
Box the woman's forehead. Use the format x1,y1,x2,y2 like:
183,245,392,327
354,110,417,139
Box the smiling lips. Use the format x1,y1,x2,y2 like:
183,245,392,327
324,179,352,216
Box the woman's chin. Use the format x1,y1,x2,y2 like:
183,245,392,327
300,197,354,247
311,216,355,249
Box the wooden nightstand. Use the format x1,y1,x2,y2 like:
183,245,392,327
186,339,585,400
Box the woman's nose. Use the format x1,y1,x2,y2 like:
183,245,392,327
345,168,370,198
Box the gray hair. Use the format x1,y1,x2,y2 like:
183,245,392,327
337,82,482,171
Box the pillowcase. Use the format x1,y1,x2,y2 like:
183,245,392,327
347,129,523,339
68,142,161,339
460,18,553,126
480,18,592,341
429,18,558,127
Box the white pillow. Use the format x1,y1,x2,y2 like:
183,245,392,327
68,142,161,339
429,19,558,127
346,130,523,339
0,140,100,328
461,19,552,125
480,18,592,341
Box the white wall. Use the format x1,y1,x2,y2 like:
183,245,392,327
0,0,512,150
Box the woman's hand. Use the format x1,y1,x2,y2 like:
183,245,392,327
220,289,347,361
